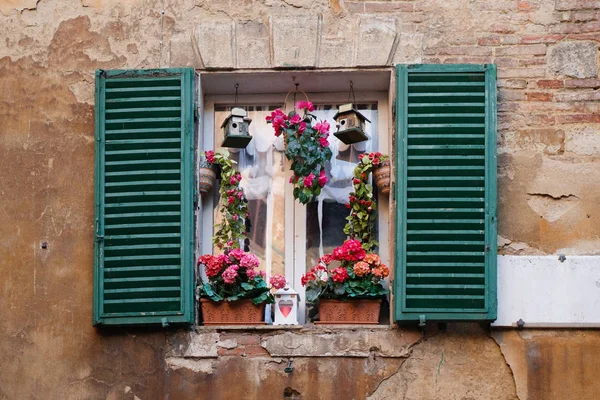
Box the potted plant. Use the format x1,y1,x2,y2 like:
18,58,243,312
301,239,389,324
198,248,287,325
344,152,389,252
266,101,333,204
210,150,248,250
198,150,217,194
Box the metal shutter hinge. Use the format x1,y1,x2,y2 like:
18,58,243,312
161,318,170,327
419,315,426,328
95,235,104,242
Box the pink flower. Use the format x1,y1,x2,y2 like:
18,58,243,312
229,248,246,261
314,120,330,135
303,172,315,188
297,121,306,135
269,274,287,289
246,268,257,279
266,109,287,122
319,137,329,147
289,113,302,124
296,101,314,112
228,196,235,205
205,150,215,164
230,175,238,185
236,190,243,199
240,253,260,269
222,265,239,284
272,116,287,137
318,170,328,187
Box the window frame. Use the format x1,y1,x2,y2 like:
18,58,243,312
198,90,393,324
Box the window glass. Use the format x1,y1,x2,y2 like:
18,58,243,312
214,105,285,277
305,104,378,271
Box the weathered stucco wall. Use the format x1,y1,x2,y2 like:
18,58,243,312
1,0,600,399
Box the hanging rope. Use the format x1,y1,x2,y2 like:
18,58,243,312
234,83,239,107
348,81,356,104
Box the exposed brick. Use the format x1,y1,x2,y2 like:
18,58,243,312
537,80,565,89
345,2,365,13
498,68,546,78
556,114,600,124
526,92,554,101
235,335,260,346
519,58,547,67
495,58,521,68
556,0,600,11
364,2,414,12
244,345,270,357
550,20,600,34
498,79,528,89
499,89,527,101
520,34,565,44
427,46,493,56
478,35,520,46
555,90,600,101
217,347,245,357
565,78,600,88
489,24,518,34
495,45,547,56
517,1,539,11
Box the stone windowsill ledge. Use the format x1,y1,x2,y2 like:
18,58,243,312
194,323,394,331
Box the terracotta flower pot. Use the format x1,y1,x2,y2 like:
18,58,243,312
373,160,391,195
200,298,266,325
316,298,382,324
198,167,216,194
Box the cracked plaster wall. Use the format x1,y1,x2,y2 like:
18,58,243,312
1,0,600,399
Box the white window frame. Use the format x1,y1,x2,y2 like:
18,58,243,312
197,88,393,324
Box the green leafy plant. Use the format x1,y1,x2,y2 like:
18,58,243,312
197,249,286,304
301,239,389,302
344,152,389,252
203,150,248,249
266,101,333,204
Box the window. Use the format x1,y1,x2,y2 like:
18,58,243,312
92,66,497,327
201,91,391,323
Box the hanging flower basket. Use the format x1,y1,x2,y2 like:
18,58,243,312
316,299,382,324
373,159,391,195
198,167,216,194
266,96,333,205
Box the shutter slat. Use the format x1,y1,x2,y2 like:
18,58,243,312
395,64,497,323
94,68,194,326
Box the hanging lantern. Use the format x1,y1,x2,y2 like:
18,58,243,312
333,103,371,145
333,82,370,145
273,285,299,325
220,84,252,148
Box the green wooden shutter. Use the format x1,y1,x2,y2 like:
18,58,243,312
93,68,195,326
394,64,497,323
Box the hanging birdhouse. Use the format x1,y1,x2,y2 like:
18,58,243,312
333,103,371,145
221,107,252,148
273,285,299,325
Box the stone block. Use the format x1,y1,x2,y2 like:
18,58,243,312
565,125,600,155
319,37,354,68
262,329,421,358
236,20,270,69
169,33,201,68
548,41,599,78
168,332,219,358
392,33,424,64
194,19,235,69
271,15,320,68
556,0,600,11
356,16,398,66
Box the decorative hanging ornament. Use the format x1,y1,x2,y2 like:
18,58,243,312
333,81,370,145
221,84,253,148
272,284,299,325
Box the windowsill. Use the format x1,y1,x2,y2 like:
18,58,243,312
195,323,394,331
